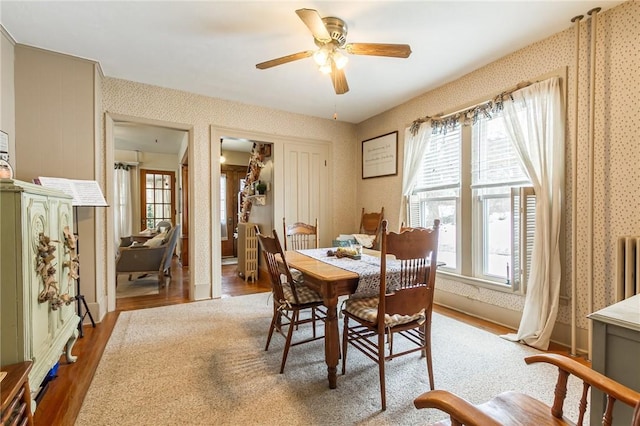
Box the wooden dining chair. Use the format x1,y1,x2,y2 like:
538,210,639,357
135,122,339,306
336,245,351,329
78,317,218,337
414,353,640,426
342,218,440,410
399,222,429,233
282,218,319,250
359,207,384,248
255,227,326,373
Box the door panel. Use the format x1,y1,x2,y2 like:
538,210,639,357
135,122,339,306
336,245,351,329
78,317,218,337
283,143,329,246
140,169,176,230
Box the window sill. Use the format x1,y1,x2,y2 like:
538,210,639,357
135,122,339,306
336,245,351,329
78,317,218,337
437,270,522,295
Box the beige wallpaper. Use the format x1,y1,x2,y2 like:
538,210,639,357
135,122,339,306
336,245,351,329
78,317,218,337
102,79,358,296
355,1,640,344
1,29,15,164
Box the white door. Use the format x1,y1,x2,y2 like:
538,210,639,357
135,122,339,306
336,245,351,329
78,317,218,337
282,142,330,246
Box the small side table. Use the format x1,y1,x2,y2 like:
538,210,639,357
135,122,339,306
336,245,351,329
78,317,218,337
1,361,34,426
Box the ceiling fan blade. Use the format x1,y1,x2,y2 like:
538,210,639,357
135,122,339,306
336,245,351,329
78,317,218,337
345,43,412,58
331,61,349,95
256,51,314,70
295,8,331,42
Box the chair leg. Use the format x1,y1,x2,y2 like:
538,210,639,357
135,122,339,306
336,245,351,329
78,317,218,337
280,309,296,374
341,316,349,375
378,331,387,411
311,307,316,338
265,305,278,351
423,322,434,390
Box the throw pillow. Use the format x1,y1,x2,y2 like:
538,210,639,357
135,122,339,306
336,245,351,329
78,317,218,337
143,232,167,248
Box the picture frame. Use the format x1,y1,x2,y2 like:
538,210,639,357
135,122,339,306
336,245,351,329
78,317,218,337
362,131,398,179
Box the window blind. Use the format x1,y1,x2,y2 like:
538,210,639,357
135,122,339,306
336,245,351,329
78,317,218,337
413,127,461,192
472,114,528,188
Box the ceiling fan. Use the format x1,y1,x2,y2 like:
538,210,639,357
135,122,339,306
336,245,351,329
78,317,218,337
255,8,412,95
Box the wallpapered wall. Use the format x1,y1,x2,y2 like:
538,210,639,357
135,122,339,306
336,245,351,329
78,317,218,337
102,79,358,296
1,29,15,161
355,1,640,343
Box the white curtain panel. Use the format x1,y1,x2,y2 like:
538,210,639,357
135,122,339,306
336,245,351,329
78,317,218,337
399,122,433,225
114,166,133,252
501,77,564,350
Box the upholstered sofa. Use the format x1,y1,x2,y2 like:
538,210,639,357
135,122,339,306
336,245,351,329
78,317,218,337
116,225,181,286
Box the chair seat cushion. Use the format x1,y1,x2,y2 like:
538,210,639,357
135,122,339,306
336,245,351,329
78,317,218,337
282,283,323,305
344,296,425,328
290,268,304,283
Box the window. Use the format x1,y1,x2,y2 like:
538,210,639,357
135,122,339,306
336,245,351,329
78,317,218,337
472,114,530,283
140,169,176,230
409,115,534,290
409,127,461,270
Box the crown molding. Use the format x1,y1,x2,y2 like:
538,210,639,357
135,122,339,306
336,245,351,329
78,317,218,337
0,24,16,45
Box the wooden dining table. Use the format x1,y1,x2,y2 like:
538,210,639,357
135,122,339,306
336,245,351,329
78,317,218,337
285,250,360,389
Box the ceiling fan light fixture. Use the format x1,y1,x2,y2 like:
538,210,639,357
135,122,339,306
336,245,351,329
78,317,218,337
318,62,332,74
313,45,331,66
255,8,411,96
333,50,348,70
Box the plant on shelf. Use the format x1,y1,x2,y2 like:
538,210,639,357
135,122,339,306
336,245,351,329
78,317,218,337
256,181,267,195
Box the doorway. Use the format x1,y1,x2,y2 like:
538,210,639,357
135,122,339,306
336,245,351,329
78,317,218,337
108,116,190,311
219,137,255,266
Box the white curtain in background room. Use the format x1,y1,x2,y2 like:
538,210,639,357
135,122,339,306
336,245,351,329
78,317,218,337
400,122,433,225
501,77,564,350
114,164,133,254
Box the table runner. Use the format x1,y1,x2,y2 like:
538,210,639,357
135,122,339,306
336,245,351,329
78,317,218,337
296,248,400,296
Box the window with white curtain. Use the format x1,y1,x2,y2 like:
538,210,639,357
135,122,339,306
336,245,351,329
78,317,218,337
409,113,535,290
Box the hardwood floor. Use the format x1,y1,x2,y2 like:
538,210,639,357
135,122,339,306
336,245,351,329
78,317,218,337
32,259,587,425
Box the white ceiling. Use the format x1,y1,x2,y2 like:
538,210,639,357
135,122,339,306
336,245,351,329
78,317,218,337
2,1,622,126
113,122,188,154
113,121,253,155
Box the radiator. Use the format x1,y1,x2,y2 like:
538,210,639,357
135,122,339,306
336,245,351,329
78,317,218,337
615,236,640,301
237,222,258,283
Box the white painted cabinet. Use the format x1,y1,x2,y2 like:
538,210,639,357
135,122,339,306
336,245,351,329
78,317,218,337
0,179,80,407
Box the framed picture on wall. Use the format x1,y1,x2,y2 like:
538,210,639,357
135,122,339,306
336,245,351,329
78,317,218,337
362,131,398,179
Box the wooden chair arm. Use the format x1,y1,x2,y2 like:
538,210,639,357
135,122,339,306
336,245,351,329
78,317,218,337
525,353,640,408
413,390,502,426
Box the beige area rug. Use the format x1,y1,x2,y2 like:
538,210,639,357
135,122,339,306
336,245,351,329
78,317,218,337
115,274,160,298
77,293,585,425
